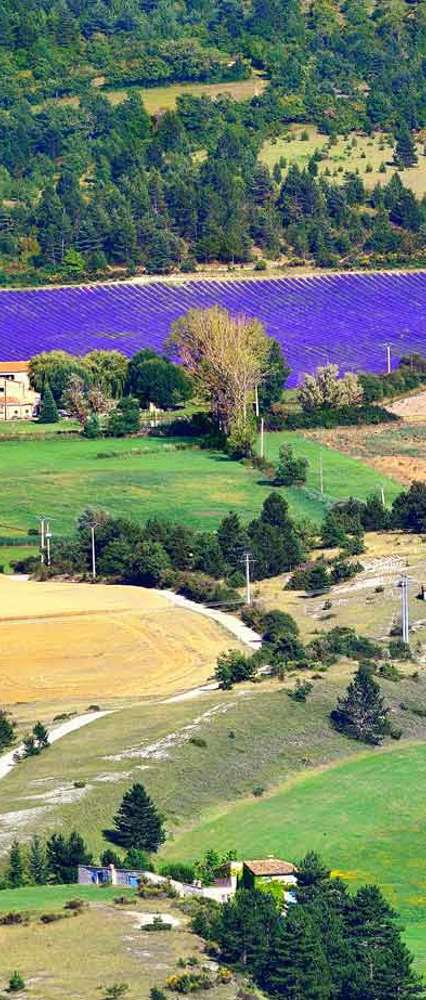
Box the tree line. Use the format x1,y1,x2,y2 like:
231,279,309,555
1,1,426,283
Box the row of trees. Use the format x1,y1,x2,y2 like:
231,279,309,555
196,852,423,999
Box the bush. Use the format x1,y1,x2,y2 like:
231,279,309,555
159,862,196,884
389,639,412,660
215,649,256,689
274,444,308,486
8,971,25,992
189,736,207,748
265,403,397,431
166,972,213,993
378,662,402,682
288,680,313,702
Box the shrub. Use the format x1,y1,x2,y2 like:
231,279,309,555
159,862,196,884
389,639,412,660
274,444,308,486
215,649,256,689
8,971,25,993
145,915,172,931
189,736,207,748
288,680,313,702
64,898,87,911
166,972,213,993
40,912,64,923
0,912,29,926
378,662,402,682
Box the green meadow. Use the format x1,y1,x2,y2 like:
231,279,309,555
0,431,400,538
162,741,426,972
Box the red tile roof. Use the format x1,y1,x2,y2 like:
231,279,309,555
0,361,29,373
244,859,297,876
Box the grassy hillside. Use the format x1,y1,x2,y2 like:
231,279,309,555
161,742,426,972
0,433,400,538
262,431,401,505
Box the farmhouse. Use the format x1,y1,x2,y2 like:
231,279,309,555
0,362,39,420
241,858,298,890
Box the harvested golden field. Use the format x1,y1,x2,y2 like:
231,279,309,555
0,577,241,707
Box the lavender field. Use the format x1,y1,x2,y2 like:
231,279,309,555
2,271,426,384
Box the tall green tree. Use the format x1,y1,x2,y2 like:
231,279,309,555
38,382,59,424
330,665,390,744
8,840,25,888
29,835,48,885
113,784,165,852
266,905,332,999
46,831,92,883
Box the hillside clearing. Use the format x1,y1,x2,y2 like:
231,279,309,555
260,125,426,197
52,75,267,114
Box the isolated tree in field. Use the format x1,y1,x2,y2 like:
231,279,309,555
169,307,270,432
38,382,58,423
274,443,308,485
0,709,15,751
298,364,363,412
8,840,25,888
394,127,418,168
29,835,48,885
330,666,390,745
113,783,165,852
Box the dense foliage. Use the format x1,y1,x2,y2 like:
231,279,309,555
1,3,426,282
195,852,424,1000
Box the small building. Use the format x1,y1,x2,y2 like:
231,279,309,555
241,858,298,890
0,361,39,420
78,864,144,888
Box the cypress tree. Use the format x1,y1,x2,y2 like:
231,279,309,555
113,783,165,852
266,905,332,999
8,839,25,888
38,382,59,424
29,835,48,885
330,665,390,744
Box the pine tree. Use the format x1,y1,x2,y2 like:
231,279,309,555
29,835,48,885
33,721,49,751
217,512,248,570
348,885,424,999
266,905,332,999
46,831,92,883
394,127,418,168
113,784,165,852
8,839,25,888
38,382,59,424
330,666,390,744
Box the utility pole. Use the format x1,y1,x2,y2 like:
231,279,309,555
45,521,52,567
401,574,409,644
243,551,252,606
386,344,391,375
380,486,385,507
39,517,46,565
254,386,260,418
91,524,97,581
260,417,265,459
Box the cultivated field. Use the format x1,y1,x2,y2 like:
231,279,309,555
0,575,244,708
260,125,426,197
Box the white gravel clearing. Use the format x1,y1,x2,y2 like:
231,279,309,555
104,702,234,763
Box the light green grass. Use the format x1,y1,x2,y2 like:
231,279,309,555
0,545,37,572
262,431,401,504
162,742,426,972
0,433,401,536
0,419,79,438
0,883,130,912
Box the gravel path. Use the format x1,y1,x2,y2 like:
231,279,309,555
0,711,111,783
162,591,262,650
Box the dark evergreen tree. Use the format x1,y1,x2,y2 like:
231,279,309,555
38,382,59,424
29,835,48,885
0,709,15,751
8,839,25,888
394,127,418,168
348,885,424,999
46,831,92,884
330,665,390,744
217,512,248,570
215,888,279,977
258,339,290,410
265,905,332,999
113,783,165,852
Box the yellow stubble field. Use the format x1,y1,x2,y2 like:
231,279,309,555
0,576,240,709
